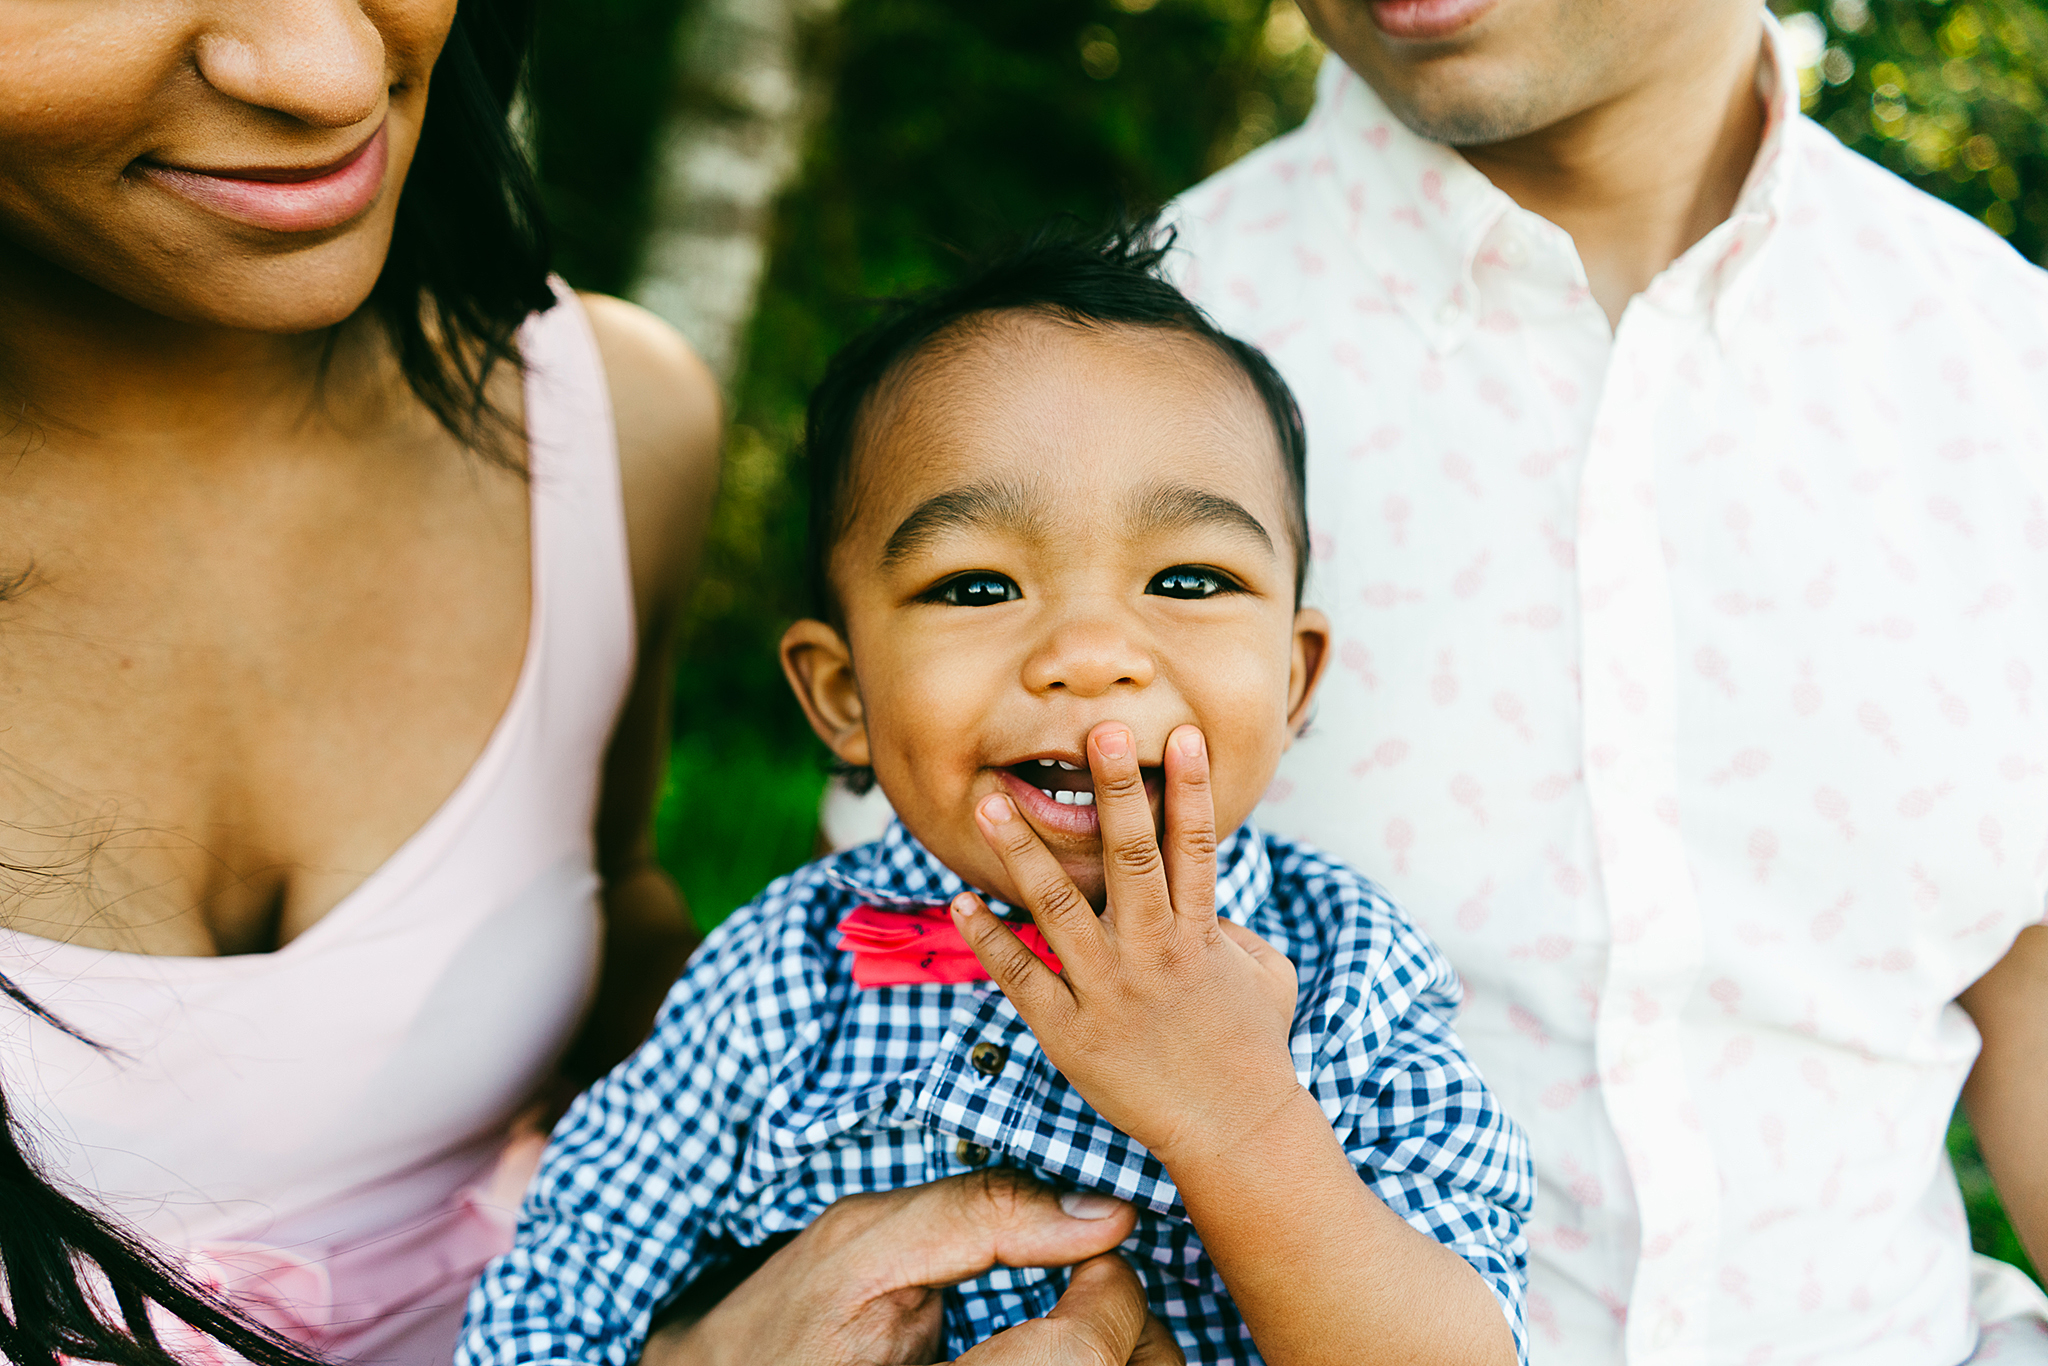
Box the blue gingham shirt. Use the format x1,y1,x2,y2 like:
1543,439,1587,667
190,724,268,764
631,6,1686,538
459,821,1534,1365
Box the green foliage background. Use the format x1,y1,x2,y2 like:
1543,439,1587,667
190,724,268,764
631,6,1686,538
528,0,2042,1283
1778,0,2048,258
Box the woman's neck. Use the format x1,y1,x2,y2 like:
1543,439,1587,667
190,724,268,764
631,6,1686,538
0,246,387,457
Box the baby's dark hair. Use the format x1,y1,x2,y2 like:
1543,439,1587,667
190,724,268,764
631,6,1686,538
801,217,1310,623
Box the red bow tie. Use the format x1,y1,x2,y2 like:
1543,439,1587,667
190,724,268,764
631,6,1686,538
836,904,1063,987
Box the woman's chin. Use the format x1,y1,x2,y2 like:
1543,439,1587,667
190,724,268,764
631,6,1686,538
22,208,403,339
149,241,397,335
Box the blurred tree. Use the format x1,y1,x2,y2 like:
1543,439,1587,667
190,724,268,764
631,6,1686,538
634,0,844,385
1774,0,2048,263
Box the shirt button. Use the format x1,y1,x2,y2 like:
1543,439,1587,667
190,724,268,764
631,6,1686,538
1499,236,1527,269
1436,299,1462,327
970,1042,1009,1078
956,1140,991,1167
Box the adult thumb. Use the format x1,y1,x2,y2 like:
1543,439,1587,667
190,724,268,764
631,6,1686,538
943,1254,1186,1366
878,1170,1138,1292
1043,1254,1187,1366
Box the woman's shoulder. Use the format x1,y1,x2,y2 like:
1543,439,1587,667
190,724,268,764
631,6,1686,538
574,291,723,624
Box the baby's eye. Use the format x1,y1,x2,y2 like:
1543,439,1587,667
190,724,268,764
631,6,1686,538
1147,566,1242,600
924,571,1021,606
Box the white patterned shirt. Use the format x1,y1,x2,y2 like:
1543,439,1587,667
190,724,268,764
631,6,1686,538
1166,18,2048,1366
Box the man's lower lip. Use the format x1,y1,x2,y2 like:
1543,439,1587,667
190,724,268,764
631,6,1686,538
1368,0,1498,40
138,123,389,234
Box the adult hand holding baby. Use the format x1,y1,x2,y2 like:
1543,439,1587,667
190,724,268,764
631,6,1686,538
645,1167,1183,1366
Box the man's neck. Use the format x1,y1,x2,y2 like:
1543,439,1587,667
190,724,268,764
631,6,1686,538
1458,12,1768,329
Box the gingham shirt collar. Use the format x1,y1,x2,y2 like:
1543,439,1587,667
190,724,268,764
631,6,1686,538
822,816,1275,925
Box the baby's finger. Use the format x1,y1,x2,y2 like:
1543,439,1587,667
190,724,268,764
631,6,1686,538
1087,722,1172,940
974,794,1108,974
1160,725,1217,928
1217,919,1299,995
952,893,1072,1028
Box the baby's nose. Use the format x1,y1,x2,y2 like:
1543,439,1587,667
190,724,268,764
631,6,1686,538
1020,616,1155,697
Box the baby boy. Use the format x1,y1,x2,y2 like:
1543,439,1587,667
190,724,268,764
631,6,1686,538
459,224,1533,1366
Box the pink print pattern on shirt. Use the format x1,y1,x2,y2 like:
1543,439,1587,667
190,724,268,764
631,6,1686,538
1167,19,2048,1366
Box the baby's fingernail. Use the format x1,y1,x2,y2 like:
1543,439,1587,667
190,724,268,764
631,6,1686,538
978,794,1015,824
1095,727,1130,760
1059,1191,1123,1220
1177,728,1204,758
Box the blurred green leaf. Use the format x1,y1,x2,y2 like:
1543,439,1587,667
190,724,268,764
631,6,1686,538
1950,1110,2042,1286
1775,0,2048,261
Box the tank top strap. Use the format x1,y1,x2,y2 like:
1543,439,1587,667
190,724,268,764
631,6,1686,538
517,280,638,746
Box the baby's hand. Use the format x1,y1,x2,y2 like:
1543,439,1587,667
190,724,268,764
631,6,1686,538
953,722,1301,1170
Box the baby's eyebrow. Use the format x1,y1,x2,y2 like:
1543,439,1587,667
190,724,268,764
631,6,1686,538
882,480,1046,565
1126,482,1274,554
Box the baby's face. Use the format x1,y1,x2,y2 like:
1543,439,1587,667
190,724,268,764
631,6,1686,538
786,313,1328,909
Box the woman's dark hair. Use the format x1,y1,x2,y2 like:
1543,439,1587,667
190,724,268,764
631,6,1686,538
801,216,1311,624
0,3,552,1359
0,983,329,1366
367,0,555,461
799,216,1312,795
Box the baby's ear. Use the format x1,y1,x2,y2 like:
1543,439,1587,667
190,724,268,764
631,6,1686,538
781,619,871,767
1285,606,1331,743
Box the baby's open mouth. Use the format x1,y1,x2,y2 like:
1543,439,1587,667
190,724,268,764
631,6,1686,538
1007,758,1096,807
994,758,1168,838
1001,759,1166,809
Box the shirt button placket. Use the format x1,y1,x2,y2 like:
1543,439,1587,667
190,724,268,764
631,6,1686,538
1580,305,1721,1364
948,1016,1013,1173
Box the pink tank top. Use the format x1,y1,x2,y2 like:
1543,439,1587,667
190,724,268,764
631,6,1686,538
0,288,635,1364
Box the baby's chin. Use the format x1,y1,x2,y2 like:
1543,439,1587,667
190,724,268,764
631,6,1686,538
1049,858,1111,913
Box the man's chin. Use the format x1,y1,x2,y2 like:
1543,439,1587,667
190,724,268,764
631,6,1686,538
1326,36,1589,147
1315,0,1605,148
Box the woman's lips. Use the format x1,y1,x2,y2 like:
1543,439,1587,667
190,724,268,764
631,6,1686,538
137,123,389,234
1368,0,1499,40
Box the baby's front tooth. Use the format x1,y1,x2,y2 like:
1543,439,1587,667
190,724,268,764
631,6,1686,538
1055,789,1076,805
1074,791,1095,807
1038,758,1057,767
1056,760,1080,771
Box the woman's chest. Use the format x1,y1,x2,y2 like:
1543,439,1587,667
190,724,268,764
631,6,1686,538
0,444,531,955
0,853,602,1245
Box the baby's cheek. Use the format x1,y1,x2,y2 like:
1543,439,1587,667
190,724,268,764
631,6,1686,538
1205,699,1292,820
